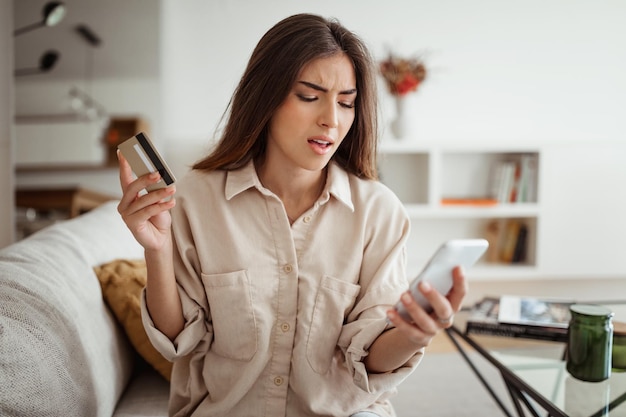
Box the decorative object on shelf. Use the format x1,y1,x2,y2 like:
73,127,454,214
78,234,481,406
379,52,427,139
389,94,418,140
68,86,108,122
103,117,150,166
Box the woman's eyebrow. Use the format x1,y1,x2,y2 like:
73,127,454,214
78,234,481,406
298,80,357,95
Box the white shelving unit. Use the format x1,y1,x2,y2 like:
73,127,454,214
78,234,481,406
378,140,541,281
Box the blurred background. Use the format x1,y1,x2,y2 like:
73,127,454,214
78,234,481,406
10,0,626,193
2,1,626,302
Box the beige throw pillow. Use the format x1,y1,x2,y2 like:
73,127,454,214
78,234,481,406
94,259,172,381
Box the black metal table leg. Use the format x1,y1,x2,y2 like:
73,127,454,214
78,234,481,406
445,326,569,417
445,328,514,417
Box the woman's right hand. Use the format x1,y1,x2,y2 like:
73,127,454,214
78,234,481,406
117,151,176,251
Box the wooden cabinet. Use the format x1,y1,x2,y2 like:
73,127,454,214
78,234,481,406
15,187,116,239
16,187,116,218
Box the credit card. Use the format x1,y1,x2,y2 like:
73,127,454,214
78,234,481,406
117,132,176,192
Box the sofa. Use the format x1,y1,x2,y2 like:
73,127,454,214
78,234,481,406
0,201,170,416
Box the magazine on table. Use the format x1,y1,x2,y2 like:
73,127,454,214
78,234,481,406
465,295,573,342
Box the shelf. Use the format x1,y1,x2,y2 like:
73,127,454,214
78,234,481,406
405,203,540,219
470,264,540,281
375,141,626,282
406,257,540,282
378,146,542,281
16,164,118,173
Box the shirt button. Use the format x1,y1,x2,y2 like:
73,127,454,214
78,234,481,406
274,376,284,386
303,215,312,223
281,323,290,332
283,264,293,273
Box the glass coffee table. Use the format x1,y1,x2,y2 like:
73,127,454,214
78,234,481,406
446,303,626,417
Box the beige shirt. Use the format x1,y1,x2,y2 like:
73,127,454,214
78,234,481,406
141,161,422,417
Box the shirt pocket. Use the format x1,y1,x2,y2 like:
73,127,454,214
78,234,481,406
201,269,258,361
306,274,361,374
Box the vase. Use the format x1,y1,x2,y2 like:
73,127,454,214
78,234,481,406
390,95,417,140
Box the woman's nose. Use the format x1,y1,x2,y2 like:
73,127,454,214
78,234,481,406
318,102,338,128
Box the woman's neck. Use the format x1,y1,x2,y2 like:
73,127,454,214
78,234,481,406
257,162,327,223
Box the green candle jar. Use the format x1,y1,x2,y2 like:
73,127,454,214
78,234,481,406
613,321,626,372
566,304,614,382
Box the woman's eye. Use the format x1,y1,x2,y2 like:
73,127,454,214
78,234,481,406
297,94,316,102
340,102,355,109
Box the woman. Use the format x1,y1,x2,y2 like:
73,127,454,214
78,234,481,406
118,13,466,417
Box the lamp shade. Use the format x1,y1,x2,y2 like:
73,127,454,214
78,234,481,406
14,2,67,36
14,50,60,76
43,2,67,27
40,50,60,71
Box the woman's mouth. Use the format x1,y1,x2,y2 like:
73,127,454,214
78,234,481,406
307,137,334,155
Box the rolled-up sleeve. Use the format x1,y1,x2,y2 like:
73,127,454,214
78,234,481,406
345,327,424,393
140,286,210,361
140,191,215,362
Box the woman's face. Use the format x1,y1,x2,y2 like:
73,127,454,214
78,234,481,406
266,53,357,173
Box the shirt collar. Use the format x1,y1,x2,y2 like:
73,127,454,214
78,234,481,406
326,161,354,212
224,161,264,200
224,160,355,212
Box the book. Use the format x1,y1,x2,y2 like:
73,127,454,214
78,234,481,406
440,198,499,206
465,296,572,342
492,161,516,203
511,223,528,263
488,154,539,204
515,154,539,203
499,219,522,263
488,219,528,264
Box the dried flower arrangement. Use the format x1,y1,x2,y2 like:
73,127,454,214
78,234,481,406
379,54,427,96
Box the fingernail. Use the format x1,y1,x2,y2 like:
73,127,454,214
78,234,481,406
401,292,412,303
420,281,432,292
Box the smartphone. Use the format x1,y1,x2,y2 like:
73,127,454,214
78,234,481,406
117,132,176,192
395,239,489,321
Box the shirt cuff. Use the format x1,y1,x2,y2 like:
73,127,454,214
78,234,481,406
344,318,424,393
140,288,208,361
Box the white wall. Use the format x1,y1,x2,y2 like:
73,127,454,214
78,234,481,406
1,0,15,247
160,0,626,161
15,0,626,191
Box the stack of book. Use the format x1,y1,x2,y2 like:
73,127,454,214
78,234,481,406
483,219,529,264
465,295,573,342
490,154,539,204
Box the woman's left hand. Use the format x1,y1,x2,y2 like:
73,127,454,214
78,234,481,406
386,266,468,347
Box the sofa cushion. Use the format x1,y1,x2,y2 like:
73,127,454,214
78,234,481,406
112,367,170,417
95,258,173,381
0,202,144,416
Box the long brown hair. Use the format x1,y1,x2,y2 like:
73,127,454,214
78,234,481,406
193,13,379,180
